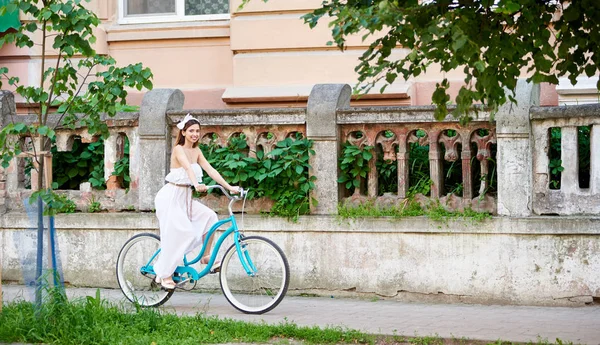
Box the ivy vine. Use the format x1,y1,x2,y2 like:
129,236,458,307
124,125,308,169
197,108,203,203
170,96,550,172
200,133,317,221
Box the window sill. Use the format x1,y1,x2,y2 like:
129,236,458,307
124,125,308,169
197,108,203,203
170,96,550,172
222,83,411,103
106,20,230,42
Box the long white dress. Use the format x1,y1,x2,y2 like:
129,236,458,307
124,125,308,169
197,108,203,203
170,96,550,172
153,163,218,279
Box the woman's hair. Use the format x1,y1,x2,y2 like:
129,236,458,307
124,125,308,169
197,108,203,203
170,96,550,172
175,118,201,148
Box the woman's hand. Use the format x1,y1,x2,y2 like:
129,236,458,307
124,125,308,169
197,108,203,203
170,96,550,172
194,183,208,193
228,186,241,194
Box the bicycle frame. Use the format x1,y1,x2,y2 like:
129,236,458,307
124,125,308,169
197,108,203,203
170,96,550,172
140,187,257,283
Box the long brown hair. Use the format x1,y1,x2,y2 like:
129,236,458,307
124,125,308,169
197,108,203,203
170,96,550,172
175,119,201,148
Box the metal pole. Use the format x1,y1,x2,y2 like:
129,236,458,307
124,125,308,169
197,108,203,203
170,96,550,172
36,195,43,307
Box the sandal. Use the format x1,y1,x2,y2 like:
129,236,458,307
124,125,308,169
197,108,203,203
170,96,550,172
155,276,176,291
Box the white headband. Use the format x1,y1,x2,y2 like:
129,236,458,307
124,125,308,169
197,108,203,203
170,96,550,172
176,113,196,130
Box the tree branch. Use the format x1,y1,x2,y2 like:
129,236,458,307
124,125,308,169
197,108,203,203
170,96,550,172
44,50,63,126
51,64,98,132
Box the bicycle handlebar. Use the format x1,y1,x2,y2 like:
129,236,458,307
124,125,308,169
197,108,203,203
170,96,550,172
205,185,247,200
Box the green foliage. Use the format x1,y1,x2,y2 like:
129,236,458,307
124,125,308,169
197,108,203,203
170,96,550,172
88,201,101,213
30,189,76,215
443,160,463,196
546,125,592,190
338,142,373,194
200,133,317,221
577,125,591,189
52,138,105,190
548,127,563,189
0,289,372,344
376,156,397,195
301,0,600,123
0,0,152,211
87,195,102,213
407,141,432,196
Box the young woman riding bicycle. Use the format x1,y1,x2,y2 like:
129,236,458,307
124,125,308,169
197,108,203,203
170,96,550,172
153,114,240,290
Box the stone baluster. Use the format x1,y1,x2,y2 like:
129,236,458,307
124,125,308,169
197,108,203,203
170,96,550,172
560,126,579,193
429,130,444,198
103,131,118,189
397,132,408,199
478,154,489,196
307,84,350,214
367,151,378,198
461,132,473,200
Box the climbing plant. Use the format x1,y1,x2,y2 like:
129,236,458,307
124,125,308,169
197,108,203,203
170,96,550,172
200,133,316,221
338,141,373,195
52,138,105,190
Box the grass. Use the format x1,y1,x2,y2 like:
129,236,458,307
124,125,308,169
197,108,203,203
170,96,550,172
338,199,424,219
337,199,491,224
0,288,371,345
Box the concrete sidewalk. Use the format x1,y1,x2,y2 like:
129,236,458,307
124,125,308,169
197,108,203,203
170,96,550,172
2,285,600,345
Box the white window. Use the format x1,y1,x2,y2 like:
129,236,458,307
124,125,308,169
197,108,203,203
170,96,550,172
118,0,229,24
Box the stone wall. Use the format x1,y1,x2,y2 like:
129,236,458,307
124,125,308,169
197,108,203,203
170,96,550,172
1,213,599,306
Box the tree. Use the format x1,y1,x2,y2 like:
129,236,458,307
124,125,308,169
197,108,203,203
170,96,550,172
271,0,600,122
0,0,153,305
0,0,152,200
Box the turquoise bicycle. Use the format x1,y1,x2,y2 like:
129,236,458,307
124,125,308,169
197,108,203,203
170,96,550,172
115,185,290,314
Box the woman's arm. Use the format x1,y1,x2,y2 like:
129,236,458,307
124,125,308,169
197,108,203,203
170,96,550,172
197,149,239,193
173,146,206,192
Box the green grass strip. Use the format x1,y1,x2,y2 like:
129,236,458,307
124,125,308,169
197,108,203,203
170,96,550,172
0,289,372,345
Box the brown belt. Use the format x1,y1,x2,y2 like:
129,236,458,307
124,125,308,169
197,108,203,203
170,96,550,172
168,182,193,220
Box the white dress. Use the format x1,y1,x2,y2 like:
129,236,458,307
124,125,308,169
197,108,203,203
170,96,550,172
153,163,218,279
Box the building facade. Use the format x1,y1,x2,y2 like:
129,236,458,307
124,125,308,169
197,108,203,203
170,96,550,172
0,0,598,113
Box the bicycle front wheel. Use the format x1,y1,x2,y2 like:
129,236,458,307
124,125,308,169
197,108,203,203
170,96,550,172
116,233,173,307
220,236,290,314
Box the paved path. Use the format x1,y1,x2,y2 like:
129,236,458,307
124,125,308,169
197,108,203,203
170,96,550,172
3,285,600,344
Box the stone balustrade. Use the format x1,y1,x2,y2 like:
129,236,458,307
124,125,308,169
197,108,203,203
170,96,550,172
0,82,599,217
0,106,139,212
338,106,497,213
531,104,600,215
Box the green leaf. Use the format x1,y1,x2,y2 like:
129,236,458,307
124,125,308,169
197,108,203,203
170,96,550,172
67,168,78,178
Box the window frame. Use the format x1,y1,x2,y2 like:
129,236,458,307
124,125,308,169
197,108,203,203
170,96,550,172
118,0,230,25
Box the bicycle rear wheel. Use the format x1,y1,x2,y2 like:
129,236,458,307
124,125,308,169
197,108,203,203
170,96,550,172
219,236,289,314
116,233,173,307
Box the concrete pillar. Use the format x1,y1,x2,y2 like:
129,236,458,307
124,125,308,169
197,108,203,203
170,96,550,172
591,124,600,194
138,89,184,210
103,131,118,184
496,80,539,216
306,84,351,215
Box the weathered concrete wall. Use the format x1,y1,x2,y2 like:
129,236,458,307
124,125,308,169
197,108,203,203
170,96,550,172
2,213,599,307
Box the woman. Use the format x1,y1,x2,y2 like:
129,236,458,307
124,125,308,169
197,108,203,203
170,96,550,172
153,114,240,290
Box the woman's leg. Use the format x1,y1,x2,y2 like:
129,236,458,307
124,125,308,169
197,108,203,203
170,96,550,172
190,200,219,264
